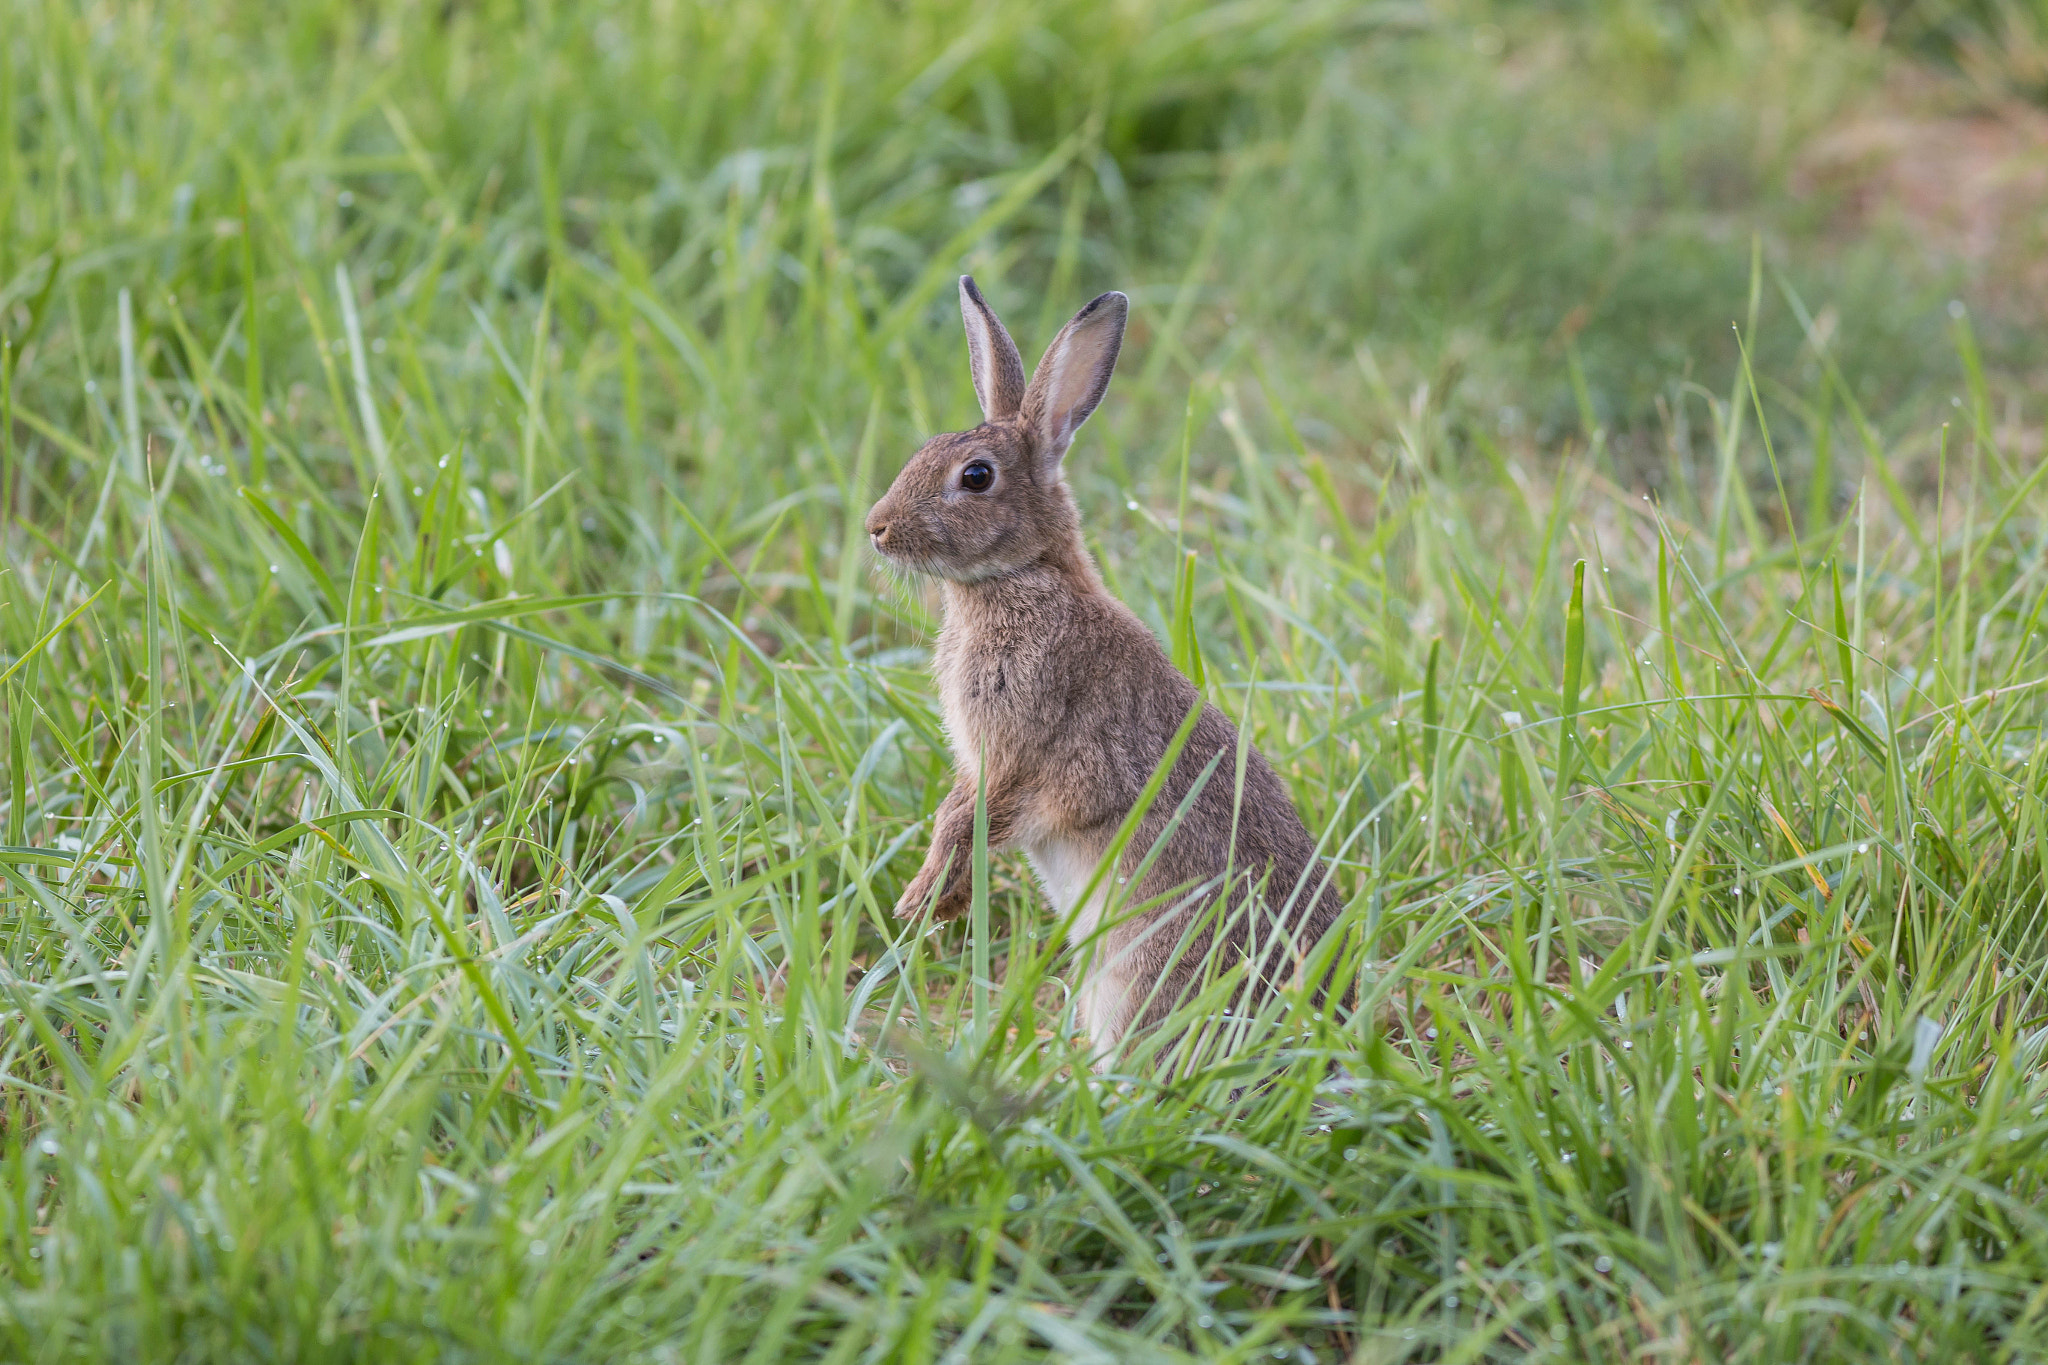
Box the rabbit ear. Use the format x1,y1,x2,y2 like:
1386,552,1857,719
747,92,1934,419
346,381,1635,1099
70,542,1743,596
959,276,1027,422
1023,291,1127,474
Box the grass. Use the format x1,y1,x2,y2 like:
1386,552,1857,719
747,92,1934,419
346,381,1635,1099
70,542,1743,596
4,0,2048,1360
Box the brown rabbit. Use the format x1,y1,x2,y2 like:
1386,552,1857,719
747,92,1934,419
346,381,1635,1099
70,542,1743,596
866,277,1342,1057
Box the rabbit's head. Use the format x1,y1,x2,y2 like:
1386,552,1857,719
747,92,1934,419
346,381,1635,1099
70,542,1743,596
866,278,1126,583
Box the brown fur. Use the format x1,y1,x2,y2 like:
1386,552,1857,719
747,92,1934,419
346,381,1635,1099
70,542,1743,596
866,278,1342,1057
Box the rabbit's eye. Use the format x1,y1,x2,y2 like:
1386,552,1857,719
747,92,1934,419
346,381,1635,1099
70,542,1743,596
960,461,995,492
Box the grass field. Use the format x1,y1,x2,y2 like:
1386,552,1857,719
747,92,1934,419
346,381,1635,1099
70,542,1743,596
5,1,2048,1360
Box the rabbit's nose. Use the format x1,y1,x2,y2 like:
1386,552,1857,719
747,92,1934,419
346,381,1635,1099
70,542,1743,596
865,513,889,543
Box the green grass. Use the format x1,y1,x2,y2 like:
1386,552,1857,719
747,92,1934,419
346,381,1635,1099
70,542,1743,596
4,1,2048,1360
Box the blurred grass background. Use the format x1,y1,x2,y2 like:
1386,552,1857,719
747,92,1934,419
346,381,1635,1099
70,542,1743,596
5,0,2048,1360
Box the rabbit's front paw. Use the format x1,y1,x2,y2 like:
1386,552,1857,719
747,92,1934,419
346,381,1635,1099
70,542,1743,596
927,878,972,922
893,872,938,920
894,869,970,921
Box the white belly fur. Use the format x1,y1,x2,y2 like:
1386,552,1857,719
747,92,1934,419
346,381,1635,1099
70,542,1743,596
1025,834,1132,1053
1024,836,1109,939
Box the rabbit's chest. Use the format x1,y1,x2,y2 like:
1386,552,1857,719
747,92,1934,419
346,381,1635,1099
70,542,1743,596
933,632,1043,772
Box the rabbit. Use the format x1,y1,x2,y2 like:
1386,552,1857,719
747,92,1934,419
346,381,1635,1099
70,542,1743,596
864,276,1343,1057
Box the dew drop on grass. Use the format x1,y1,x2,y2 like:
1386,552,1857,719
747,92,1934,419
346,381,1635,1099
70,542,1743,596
1593,1255,1612,1274
1007,1194,1028,1212
529,1240,547,1257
